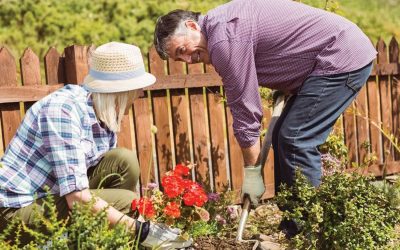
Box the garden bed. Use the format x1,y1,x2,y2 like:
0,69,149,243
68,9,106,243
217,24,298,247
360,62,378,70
193,202,290,250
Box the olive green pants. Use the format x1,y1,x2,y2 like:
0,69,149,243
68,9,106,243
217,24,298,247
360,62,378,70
0,148,140,237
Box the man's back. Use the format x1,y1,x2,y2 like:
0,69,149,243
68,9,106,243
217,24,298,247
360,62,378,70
202,0,376,92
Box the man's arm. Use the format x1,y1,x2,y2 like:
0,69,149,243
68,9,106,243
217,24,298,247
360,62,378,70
210,40,263,165
241,140,260,167
65,189,135,229
209,40,266,204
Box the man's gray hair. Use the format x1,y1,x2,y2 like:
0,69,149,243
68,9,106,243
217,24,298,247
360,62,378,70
153,9,201,60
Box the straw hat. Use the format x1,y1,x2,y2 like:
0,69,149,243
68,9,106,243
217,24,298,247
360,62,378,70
83,42,156,93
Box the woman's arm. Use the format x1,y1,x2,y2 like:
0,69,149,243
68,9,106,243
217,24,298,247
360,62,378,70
65,189,135,229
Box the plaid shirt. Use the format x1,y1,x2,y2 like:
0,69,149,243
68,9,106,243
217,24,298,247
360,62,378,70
0,84,117,208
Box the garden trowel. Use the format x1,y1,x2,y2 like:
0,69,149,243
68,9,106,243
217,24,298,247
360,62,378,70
236,92,286,245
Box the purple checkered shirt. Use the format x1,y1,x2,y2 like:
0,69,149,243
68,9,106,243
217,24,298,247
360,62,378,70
0,85,116,208
199,0,376,147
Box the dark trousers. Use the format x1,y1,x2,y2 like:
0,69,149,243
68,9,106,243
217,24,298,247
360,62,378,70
272,63,373,236
272,63,373,191
0,148,140,237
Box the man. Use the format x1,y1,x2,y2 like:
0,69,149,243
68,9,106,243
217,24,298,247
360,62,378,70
0,42,192,248
153,0,376,236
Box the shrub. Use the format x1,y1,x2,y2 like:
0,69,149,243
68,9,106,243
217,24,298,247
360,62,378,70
276,170,400,249
0,195,135,249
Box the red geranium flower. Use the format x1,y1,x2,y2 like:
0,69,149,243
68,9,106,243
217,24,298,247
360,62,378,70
131,197,156,219
164,202,181,218
161,174,186,198
182,182,208,207
173,164,190,177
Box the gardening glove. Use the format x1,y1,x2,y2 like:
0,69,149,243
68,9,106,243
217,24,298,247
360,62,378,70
242,165,265,206
141,222,193,249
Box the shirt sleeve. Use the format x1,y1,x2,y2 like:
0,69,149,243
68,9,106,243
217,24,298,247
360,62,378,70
39,102,89,196
210,40,263,148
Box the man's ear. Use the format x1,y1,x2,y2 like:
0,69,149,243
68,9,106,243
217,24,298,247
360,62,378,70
185,20,200,31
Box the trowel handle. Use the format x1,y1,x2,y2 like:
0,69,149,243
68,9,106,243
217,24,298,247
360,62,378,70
236,195,252,242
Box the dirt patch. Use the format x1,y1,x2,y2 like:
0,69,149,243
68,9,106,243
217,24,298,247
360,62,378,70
193,237,255,249
192,202,289,249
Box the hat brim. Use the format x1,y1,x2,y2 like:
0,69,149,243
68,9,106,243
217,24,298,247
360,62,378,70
83,72,156,93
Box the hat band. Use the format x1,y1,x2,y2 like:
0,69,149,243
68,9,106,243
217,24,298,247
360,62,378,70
89,67,146,80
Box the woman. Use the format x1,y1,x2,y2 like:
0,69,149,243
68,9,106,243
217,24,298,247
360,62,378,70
0,42,191,248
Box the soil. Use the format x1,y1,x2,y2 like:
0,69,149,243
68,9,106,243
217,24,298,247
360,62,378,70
190,202,290,250
193,237,255,250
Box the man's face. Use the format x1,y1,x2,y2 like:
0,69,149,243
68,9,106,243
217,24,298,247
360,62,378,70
166,20,210,64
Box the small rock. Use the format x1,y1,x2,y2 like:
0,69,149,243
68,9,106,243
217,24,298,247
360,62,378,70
256,233,275,242
257,240,281,250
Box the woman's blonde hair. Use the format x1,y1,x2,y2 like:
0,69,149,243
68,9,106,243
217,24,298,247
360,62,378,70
91,90,137,132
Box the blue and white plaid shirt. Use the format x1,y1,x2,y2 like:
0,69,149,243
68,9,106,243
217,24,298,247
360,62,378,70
0,85,116,208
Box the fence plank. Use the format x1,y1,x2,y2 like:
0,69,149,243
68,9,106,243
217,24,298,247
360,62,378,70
367,73,383,164
346,161,400,176
117,114,134,150
20,48,41,86
20,48,41,112
188,63,211,189
133,94,155,187
0,85,64,103
377,39,394,162
355,85,370,164
44,47,65,85
189,88,212,190
64,45,89,84
0,47,21,148
261,97,275,199
226,107,243,192
169,59,191,165
389,37,400,160
144,73,222,90
207,88,228,192
149,47,173,178
343,104,358,164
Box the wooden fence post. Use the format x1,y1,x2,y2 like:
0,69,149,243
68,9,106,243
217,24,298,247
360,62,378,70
44,47,65,85
377,39,394,163
168,58,191,165
20,48,41,111
0,47,21,151
205,65,229,192
64,45,89,84
389,37,400,161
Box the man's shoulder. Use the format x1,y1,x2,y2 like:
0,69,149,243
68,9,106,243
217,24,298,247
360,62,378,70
204,0,256,48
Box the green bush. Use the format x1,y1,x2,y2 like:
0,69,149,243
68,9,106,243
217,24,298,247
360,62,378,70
276,170,400,249
0,195,135,250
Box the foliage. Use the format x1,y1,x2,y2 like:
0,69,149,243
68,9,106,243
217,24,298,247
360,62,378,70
372,178,400,210
319,133,348,174
297,0,400,42
1,0,399,62
276,170,400,249
0,195,135,249
0,0,229,59
189,220,219,239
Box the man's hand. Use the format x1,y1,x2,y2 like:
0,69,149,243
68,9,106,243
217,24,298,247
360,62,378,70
242,165,265,206
141,223,193,249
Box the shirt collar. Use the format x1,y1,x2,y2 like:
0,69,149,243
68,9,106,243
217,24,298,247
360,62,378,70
198,15,206,37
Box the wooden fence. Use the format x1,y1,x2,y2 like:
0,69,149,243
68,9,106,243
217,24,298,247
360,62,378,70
0,37,399,199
